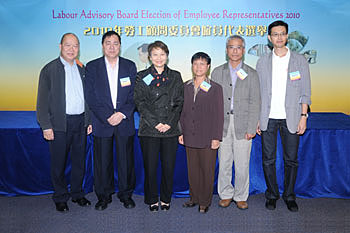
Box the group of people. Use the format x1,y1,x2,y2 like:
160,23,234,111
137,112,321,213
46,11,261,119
36,20,311,214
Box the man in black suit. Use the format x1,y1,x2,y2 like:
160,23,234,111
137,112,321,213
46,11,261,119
37,33,92,212
84,31,137,211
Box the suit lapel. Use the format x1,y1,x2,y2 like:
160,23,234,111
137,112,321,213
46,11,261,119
267,52,273,94
287,51,296,86
117,57,124,105
223,63,232,88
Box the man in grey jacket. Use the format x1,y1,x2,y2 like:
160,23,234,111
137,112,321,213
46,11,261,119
256,20,311,212
37,33,92,212
211,35,260,210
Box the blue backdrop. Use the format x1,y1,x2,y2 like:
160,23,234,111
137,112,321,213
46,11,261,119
0,112,349,199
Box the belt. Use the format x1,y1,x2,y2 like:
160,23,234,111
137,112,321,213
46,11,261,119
66,112,84,118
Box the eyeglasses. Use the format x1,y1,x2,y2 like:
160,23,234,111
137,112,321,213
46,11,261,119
270,32,287,37
227,45,244,50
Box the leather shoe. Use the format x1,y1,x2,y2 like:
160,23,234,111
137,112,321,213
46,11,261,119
95,200,108,211
236,201,248,210
72,197,91,207
160,203,170,211
219,199,233,208
149,203,159,212
122,198,136,209
182,201,197,208
265,199,277,210
198,206,209,213
285,200,298,212
55,202,69,212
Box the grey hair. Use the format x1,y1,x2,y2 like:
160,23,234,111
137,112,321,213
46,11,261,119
226,35,245,48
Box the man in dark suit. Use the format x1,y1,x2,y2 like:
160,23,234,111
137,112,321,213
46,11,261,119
84,31,137,211
37,33,92,212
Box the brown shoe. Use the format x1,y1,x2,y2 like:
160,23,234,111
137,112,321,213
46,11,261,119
219,199,233,208
236,201,248,210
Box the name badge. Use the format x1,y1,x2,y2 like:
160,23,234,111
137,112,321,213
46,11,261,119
200,81,211,92
120,77,131,87
143,74,154,86
236,69,248,80
289,71,301,81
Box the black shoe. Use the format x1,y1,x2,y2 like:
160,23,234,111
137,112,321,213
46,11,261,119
107,195,112,204
122,198,136,209
182,201,197,208
265,199,277,210
55,202,69,212
198,206,209,213
285,200,299,212
160,203,170,211
72,197,91,207
149,203,159,212
95,200,108,211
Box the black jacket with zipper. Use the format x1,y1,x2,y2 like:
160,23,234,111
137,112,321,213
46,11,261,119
134,65,184,137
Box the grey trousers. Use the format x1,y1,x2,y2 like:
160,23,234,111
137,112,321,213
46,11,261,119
218,115,252,201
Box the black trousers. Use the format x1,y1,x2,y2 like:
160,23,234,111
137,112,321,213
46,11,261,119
48,114,86,203
139,136,178,205
93,127,135,202
261,119,299,201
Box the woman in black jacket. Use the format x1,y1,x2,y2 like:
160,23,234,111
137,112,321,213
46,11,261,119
134,41,184,212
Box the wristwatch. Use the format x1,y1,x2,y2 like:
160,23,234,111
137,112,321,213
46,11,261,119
301,113,308,118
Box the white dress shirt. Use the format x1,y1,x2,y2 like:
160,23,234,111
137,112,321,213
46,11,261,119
269,47,290,119
105,57,119,109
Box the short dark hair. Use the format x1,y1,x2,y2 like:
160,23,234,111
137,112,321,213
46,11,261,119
102,31,121,44
60,33,79,44
191,52,211,65
268,20,288,35
148,41,169,56
137,43,149,53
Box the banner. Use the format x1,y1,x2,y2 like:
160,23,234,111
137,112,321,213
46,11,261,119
0,0,349,113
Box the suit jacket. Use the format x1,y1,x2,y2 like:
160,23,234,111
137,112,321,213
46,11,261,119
84,56,137,137
180,80,224,148
211,62,261,140
36,57,90,131
256,51,311,133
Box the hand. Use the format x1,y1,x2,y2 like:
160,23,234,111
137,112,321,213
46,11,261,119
155,123,165,132
178,135,184,145
245,133,256,140
43,129,54,140
256,121,261,135
162,124,171,133
211,140,220,150
297,117,307,135
87,125,92,135
107,112,124,126
155,123,171,133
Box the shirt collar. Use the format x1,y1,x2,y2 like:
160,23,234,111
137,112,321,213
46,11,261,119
104,56,119,69
229,61,242,72
272,47,290,59
188,76,210,85
60,56,76,67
